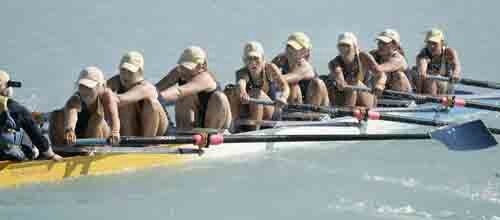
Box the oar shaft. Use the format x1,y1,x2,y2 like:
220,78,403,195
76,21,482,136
75,135,206,146
426,75,500,90
464,101,500,112
377,113,449,127
458,78,500,90
215,133,431,143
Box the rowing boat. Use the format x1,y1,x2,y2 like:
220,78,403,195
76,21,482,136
1,88,497,189
0,116,422,188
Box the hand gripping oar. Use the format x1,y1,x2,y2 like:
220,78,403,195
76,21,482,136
382,89,500,112
208,120,497,151
427,75,500,90
248,98,449,127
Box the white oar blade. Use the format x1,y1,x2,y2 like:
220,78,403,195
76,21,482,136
430,120,497,151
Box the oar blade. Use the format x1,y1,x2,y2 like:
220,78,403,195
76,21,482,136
430,120,497,151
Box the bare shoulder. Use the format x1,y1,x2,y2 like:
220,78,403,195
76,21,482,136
106,75,121,92
265,63,281,74
271,53,287,67
328,56,343,68
65,93,82,110
445,47,459,58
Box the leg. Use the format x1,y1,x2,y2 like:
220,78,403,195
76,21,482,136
357,91,376,108
204,91,232,129
119,103,140,136
305,78,330,106
287,84,303,105
175,95,197,130
223,85,242,121
422,78,438,95
48,109,65,145
436,81,449,95
84,115,111,138
140,98,168,136
389,72,412,92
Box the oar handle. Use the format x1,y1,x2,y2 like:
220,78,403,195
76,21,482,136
343,85,372,92
426,75,450,82
247,98,275,106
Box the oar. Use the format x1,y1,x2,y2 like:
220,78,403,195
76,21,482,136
382,89,500,112
248,98,449,127
234,119,361,128
74,135,209,147
52,145,203,154
209,120,497,151
427,75,500,90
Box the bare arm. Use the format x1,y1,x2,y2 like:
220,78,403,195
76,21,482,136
63,95,81,131
447,48,461,78
267,63,290,100
359,52,386,90
371,55,407,73
156,68,182,91
282,61,315,84
117,82,157,106
101,89,120,135
328,59,347,90
160,72,217,102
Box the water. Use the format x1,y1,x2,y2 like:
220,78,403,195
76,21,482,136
2,0,500,219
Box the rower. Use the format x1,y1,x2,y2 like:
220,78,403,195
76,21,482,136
272,32,329,106
49,66,121,146
415,28,462,95
326,32,387,108
156,46,232,130
0,70,62,161
369,29,412,92
225,41,290,131
107,51,168,136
